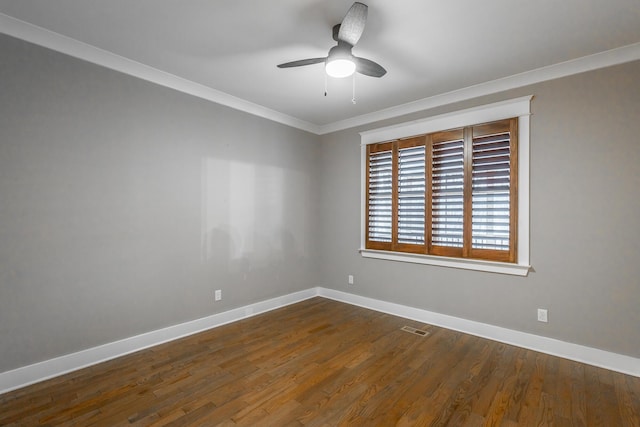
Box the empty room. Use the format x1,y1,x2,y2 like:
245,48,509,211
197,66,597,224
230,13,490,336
1,1,639,426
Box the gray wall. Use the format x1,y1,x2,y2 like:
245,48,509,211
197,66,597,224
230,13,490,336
0,34,320,372
319,60,640,358
1,30,638,376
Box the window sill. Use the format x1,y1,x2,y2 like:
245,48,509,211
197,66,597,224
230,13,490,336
359,249,531,276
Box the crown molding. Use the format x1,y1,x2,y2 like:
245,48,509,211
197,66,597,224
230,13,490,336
0,13,321,135
317,41,640,134
2,12,639,136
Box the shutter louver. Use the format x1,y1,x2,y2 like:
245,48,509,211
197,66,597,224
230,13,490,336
472,130,511,251
431,136,464,248
367,149,393,243
397,145,425,244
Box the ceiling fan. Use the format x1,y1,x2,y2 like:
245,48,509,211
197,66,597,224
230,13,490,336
277,2,386,79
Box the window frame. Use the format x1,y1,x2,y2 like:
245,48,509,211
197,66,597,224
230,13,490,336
360,96,532,276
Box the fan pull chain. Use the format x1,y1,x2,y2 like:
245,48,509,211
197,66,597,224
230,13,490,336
352,73,356,104
324,73,328,97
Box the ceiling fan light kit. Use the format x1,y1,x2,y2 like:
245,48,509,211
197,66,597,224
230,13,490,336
325,44,356,78
325,58,356,78
277,2,386,82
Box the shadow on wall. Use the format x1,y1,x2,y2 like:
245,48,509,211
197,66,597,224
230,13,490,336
200,158,311,297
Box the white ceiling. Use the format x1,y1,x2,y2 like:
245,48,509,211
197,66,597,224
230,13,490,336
1,0,640,133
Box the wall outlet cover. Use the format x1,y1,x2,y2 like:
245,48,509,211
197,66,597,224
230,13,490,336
537,308,548,323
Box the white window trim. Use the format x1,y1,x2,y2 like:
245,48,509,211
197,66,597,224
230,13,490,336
360,96,532,276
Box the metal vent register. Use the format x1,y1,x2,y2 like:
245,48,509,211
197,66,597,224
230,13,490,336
401,326,429,336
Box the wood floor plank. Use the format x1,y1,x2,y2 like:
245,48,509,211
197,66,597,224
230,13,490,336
500,348,537,424
568,361,588,426
0,297,638,426
614,373,640,426
514,351,548,424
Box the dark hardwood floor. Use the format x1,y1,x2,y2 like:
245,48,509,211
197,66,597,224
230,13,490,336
1,297,639,426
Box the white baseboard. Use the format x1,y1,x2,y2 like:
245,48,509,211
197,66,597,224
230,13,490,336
0,288,319,395
1,287,638,395
317,288,640,378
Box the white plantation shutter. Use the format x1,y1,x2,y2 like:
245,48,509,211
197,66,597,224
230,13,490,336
430,131,464,251
397,143,426,245
366,145,393,245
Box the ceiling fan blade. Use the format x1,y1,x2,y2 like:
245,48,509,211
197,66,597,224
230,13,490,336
338,2,368,46
355,56,386,77
277,58,326,68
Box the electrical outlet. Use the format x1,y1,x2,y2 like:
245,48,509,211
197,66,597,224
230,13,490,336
348,275,354,285
215,289,222,301
537,308,548,323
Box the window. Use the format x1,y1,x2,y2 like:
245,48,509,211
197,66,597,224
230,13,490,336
366,118,517,262
360,97,531,276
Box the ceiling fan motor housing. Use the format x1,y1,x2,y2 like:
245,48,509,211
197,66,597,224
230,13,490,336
327,43,353,63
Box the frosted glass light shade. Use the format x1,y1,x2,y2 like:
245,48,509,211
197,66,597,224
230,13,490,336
325,59,356,78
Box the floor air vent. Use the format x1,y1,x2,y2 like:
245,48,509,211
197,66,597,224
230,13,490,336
401,326,429,336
